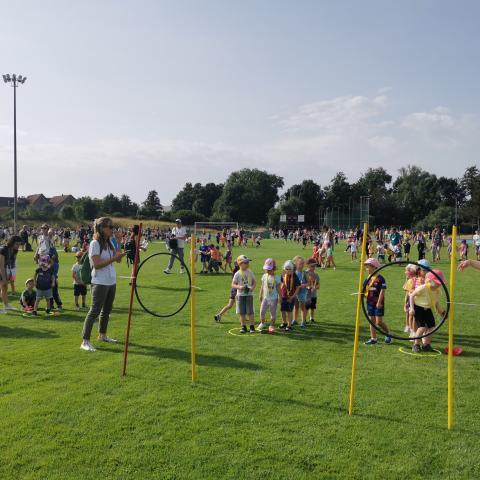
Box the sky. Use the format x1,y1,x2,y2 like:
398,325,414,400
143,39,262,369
1,0,479,205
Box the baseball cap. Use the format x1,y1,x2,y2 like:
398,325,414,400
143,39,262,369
417,259,431,270
426,269,445,286
236,255,250,265
364,258,380,269
263,258,276,271
283,260,295,271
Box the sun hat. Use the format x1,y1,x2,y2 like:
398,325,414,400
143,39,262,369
236,255,250,265
25,278,34,286
417,259,431,270
426,269,446,286
263,258,276,271
283,260,295,271
364,258,380,269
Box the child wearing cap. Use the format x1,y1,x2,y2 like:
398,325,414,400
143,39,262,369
258,258,281,333
363,258,392,345
280,260,301,332
232,255,256,333
409,269,446,353
305,258,320,323
20,278,36,311
72,251,87,310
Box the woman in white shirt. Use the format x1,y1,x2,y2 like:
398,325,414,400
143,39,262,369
164,218,187,274
80,217,125,352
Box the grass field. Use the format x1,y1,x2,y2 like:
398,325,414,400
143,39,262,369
1,239,479,479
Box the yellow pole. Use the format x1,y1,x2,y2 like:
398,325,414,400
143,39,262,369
447,225,457,430
348,222,369,416
190,233,197,384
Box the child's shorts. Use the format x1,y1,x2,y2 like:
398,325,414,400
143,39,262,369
296,292,307,303
229,288,237,300
74,284,87,296
36,289,53,299
305,297,317,310
367,304,384,317
281,299,294,312
236,295,254,315
414,305,436,328
201,255,210,263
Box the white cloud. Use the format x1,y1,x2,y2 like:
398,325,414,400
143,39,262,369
1,91,479,203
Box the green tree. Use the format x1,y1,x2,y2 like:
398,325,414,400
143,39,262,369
140,190,163,219
283,180,323,225
60,205,75,220
74,197,98,220
102,194,122,214
213,169,284,224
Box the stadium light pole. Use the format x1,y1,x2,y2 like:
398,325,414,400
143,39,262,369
3,73,27,233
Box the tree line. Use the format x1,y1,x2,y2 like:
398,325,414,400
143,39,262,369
4,166,479,229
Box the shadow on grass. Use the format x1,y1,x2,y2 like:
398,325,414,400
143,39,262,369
105,342,263,371
0,325,58,339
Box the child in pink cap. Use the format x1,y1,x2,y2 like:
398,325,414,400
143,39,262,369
363,258,392,345
258,258,281,333
409,269,446,353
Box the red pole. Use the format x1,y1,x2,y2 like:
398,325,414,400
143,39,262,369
122,223,143,376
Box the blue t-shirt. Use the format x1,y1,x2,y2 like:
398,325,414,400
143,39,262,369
35,267,54,290
295,270,308,300
390,232,401,246
199,245,210,258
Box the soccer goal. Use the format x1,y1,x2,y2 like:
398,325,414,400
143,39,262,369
193,222,239,239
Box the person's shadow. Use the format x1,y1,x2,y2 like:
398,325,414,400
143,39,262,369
0,325,58,339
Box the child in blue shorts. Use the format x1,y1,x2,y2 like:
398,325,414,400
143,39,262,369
280,260,301,332
292,255,309,328
363,258,392,345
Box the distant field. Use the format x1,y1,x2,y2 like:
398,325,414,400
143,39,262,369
1,240,479,479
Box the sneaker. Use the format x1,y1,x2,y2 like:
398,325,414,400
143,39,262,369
364,338,378,345
214,314,221,322
285,326,292,332
240,326,247,334
384,336,392,345
80,341,96,352
279,323,287,330
310,318,316,323
76,305,81,311
268,325,275,334
291,320,298,326
300,322,306,329
55,307,63,313
422,344,433,353
249,325,255,333
412,344,421,353
0,309,6,315
98,335,118,344
404,326,410,333
180,269,185,274
163,269,171,274
257,322,265,331
4,304,15,311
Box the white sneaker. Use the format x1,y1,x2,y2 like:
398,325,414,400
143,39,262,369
76,305,81,311
164,269,171,274
80,341,96,352
404,326,410,333
179,269,185,274
0,309,7,315
257,322,265,331
4,304,15,311
98,335,118,344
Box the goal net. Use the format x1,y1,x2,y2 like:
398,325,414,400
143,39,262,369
193,222,239,240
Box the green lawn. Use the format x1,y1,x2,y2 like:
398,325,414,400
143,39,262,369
1,239,479,479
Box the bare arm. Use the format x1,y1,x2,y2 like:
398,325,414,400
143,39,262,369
458,259,480,271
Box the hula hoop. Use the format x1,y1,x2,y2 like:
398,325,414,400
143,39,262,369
361,260,450,341
134,252,192,318
398,346,442,357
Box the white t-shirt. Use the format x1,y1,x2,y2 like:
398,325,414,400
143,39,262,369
172,226,187,248
38,235,52,256
474,234,480,246
89,240,116,286
71,263,83,285
233,270,255,297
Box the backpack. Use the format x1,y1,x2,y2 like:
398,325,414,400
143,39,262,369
79,252,92,285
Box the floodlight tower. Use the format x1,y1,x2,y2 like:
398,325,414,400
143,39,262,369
3,73,27,233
